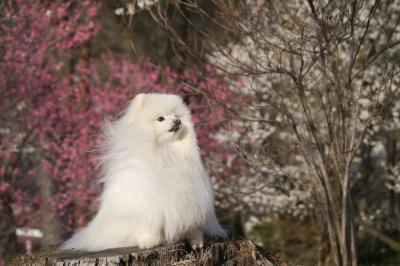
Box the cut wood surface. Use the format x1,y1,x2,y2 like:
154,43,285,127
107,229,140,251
11,239,285,265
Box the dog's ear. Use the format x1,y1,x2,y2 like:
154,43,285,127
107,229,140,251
120,93,146,123
130,93,146,112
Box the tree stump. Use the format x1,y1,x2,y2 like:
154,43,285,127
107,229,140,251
11,239,284,265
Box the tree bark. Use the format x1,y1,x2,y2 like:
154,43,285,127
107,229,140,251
11,239,282,266
35,165,61,248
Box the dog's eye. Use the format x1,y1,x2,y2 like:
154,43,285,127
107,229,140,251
157,117,165,122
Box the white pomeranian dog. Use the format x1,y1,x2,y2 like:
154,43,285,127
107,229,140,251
60,93,226,251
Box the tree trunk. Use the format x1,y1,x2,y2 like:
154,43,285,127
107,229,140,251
11,240,284,266
35,165,61,248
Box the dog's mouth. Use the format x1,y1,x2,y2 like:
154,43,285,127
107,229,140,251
168,124,181,133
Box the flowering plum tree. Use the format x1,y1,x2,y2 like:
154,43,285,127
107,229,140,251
1,0,101,256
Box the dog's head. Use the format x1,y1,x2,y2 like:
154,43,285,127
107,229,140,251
123,93,193,143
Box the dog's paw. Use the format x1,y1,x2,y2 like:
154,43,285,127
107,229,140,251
137,234,161,249
187,229,204,250
189,238,204,249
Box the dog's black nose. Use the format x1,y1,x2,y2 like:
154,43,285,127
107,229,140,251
174,119,181,125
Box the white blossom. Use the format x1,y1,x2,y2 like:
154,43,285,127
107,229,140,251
114,8,124,16
359,110,370,120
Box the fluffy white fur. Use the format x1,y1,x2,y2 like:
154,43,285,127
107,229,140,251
60,93,225,251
